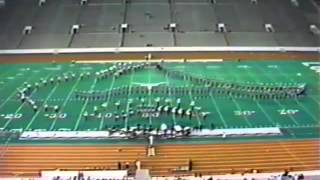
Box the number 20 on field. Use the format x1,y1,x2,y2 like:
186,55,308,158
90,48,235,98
278,109,299,115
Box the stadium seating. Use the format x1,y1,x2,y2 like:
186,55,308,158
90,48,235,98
0,0,319,49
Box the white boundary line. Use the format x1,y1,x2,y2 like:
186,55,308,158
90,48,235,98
0,46,319,54
253,64,300,126
98,77,115,130
0,74,35,110
25,83,59,130
230,97,253,127
209,94,228,128
273,67,318,123
199,66,228,128
231,65,277,126
73,79,98,131
122,71,134,130
241,68,279,127
49,74,82,131
75,59,224,64
165,70,177,126
185,66,202,127
147,67,153,126
2,74,52,129
225,65,253,128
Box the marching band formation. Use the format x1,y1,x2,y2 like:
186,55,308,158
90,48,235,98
14,61,306,138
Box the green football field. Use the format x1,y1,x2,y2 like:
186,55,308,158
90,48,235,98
0,60,319,145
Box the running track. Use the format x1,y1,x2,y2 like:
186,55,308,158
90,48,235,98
0,140,319,177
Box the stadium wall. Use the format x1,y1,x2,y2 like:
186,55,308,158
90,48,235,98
0,47,319,64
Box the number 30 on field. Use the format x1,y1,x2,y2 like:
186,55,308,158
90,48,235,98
44,113,67,119
234,110,255,116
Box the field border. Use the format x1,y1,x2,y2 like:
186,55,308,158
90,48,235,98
0,51,319,64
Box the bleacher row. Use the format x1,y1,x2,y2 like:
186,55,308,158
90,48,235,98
0,140,319,177
0,0,319,49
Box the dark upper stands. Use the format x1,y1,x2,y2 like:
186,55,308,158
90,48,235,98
0,0,319,49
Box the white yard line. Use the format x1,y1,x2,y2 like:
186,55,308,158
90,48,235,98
98,77,116,130
2,91,40,129
148,68,153,126
1,74,52,130
275,101,299,126
254,64,299,126
283,124,320,128
0,132,15,162
275,68,318,123
0,73,36,110
165,73,177,125
236,70,277,126
185,66,201,127
25,84,59,130
255,101,277,126
73,79,98,131
49,75,82,131
187,90,201,127
230,97,253,127
201,64,228,128
98,114,105,130
209,94,228,128
226,66,253,128
308,94,320,105
122,71,134,130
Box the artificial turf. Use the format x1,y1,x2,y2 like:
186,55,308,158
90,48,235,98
0,60,319,145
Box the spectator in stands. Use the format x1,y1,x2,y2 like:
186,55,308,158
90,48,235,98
297,174,304,180
135,160,141,170
125,161,130,169
53,176,60,180
188,159,193,171
282,169,289,177
117,162,121,170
